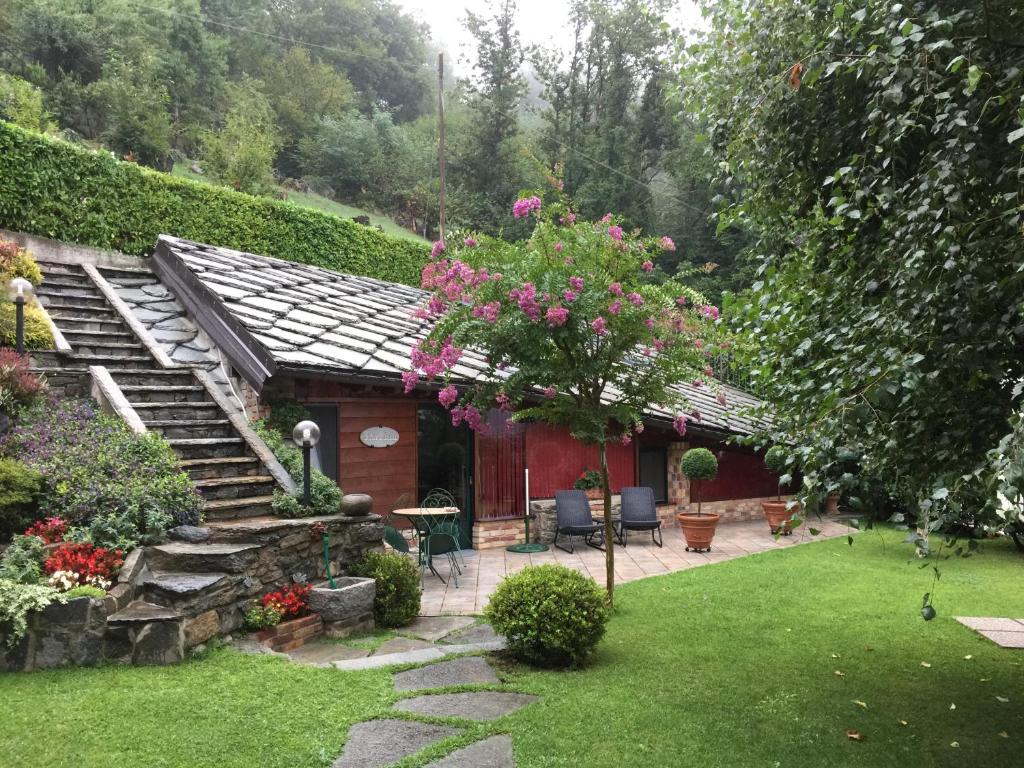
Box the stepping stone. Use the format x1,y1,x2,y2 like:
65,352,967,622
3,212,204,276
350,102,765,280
439,624,501,645
402,616,476,642
287,642,370,666
333,719,459,768
373,637,434,655
425,735,515,767
393,656,499,691
395,692,538,721
334,647,446,671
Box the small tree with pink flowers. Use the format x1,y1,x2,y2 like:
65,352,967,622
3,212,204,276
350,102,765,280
405,194,725,604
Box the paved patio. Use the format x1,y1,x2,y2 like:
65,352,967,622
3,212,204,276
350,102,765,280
419,518,853,615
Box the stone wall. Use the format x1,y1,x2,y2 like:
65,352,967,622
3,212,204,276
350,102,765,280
529,496,622,545
472,518,527,549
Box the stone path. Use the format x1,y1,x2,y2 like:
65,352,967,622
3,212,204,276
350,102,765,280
955,616,1024,648
419,518,854,615
332,645,531,767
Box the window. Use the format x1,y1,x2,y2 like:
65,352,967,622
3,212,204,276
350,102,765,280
638,446,668,503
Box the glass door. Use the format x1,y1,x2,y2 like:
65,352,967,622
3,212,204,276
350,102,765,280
417,404,473,547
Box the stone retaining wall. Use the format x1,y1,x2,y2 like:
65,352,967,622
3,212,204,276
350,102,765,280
472,518,528,549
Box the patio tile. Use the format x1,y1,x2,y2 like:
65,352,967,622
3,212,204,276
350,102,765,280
978,631,1024,649
955,617,1024,632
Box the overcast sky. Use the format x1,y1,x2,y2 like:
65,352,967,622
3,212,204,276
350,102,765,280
396,0,706,67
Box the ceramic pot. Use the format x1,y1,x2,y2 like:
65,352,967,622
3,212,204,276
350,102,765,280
676,512,720,552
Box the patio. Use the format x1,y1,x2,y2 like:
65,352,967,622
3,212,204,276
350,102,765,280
419,517,854,615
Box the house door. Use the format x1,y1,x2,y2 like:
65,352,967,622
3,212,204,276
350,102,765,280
416,404,473,547
306,404,339,483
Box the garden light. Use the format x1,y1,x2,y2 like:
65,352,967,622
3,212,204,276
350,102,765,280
7,277,33,354
292,420,321,507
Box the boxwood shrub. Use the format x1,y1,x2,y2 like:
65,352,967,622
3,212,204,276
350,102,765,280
484,564,610,668
0,121,427,286
352,551,420,628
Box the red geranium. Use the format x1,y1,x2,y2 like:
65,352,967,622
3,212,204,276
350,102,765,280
262,582,311,619
44,542,124,581
25,516,68,544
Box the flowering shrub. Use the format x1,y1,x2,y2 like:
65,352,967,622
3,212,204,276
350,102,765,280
24,516,66,544
261,582,311,619
573,470,602,491
43,542,124,591
1,398,201,547
243,602,283,631
0,350,45,415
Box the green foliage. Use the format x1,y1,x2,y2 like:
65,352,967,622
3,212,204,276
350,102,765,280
264,399,311,439
763,445,789,475
68,508,172,551
243,601,282,631
0,534,45,584
0,122,427,286
0,73,52,133
679,447,718,482
484,563,610,667
0,459,42,541
0,303,52,351
687,2,1024,529
351,551,420,628
573,469,602,491
88,56,173,169
63,584,105,599
202,78,280,195
253,419,341,518
0,579,63,645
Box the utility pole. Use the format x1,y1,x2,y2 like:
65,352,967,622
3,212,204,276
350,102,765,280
437,52,446,242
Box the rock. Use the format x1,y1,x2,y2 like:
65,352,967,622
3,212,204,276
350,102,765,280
118,548,145,584
286,641,370,666
402,615,476,642
393,656,499,691
34,635,70,669
439,623,501,645
339,493,373,516
395,692,538,722
171,346,212,364
141,283,170,298
424,735,516,768
40,596,91,626
308,577,375,622
132,620,185,665
150,328,196,343
168,525,211,543
374,637,434,656
190,162,204,175
184,610,220,647
71,630,104,666
332,719,459,768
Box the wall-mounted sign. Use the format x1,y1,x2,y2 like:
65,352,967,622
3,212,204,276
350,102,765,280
359,425,400,448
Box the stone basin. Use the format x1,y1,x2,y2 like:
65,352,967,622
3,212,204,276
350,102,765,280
308,577,375,623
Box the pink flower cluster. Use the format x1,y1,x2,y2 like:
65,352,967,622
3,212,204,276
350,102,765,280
627,292,644,307
608,282,623,296
699,304,721,320
508,282,541,321
608,225,624,241
591,317,608,336
464,237,478,247
431,240,445,258
673,414,688,436
659,236,676,251
543,386,557,399
569,276,584,291
438,384,458,408
451,404,482,430
411,336,462,379
471,301,501,323
641,260,654,273
546,306,569,327
513,196,542,219
608,300,622,315
560,212,577,225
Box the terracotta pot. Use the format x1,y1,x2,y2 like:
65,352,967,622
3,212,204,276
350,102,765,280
584,488,603,501
762,500,799,535
676,512,720,552
824,492,841,516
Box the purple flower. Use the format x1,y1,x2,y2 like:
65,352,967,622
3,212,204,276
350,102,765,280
627,292,644,307
600,213,613,224
659,236,676,251
563,289,577,303
438,384,458,409
554,242,564,252
543,386,557,399
608,225,624,241
608,282,623,296
561,212,577,225
464,237,478,247
402,370,419,394
431,240,445,258
621,433,632,446
608,300,622,315
641,260,654,273
512,196,542,219
644,317,655,329
700,304,721,320
672,414,688,436
451,406,464,427
546,306,569,327
676,295,688,307
569,276,584,291
591,316,608,336
717,392,728,406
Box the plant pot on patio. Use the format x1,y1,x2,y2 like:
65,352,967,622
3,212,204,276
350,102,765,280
824,491,841,516
308,577,376,638
761,500,796,535
762,445,800,535
677,448,721,552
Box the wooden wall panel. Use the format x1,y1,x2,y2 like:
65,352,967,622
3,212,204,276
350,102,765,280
525,423,635,498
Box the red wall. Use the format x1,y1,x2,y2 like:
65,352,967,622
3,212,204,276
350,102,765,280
689,441,781,502
525,423,635,498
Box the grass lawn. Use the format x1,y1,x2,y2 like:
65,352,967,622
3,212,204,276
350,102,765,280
1,528,1020,767
170,163,427,243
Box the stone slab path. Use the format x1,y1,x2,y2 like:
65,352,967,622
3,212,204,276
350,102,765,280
333,652,532,767
420,518,853,615
956,616,1024,648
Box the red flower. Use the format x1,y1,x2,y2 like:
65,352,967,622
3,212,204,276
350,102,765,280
44,542,124,581
262,583,312,618
25,516,67,544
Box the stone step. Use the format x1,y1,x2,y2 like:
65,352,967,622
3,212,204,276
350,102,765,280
141,572,236,613
143,419,235,440
106,600,182,624
38,277,100,293
180,455,262,480
38,261,87,276
121,384,210,403
45,315,127,332
65,353,155,369
133,401,222,421
202,495,277,520
166,436,248,459
60,328,137,344
194,474,276,500
46,303,118,318
108,368,196,387
37,292,108,309
147,542,261,574
67,341,146,357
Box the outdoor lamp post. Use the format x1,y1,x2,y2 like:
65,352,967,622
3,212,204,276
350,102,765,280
7,277,33,354
292,420,321,507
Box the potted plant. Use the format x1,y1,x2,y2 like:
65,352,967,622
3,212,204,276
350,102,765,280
676,448,720,551
762,445,799,534
574,469,603,501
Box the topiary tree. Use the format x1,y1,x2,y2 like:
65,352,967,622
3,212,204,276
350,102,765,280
680,447,718,516
407,190,723,604
763,445,789,502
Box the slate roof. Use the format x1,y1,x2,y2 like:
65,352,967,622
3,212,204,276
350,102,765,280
157,235,766,437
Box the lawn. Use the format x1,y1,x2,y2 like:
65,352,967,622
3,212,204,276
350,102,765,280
1,528,1020,768
170,162,428,243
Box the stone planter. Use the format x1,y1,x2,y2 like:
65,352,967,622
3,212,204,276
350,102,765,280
584,488,603,501
309,577,376,638
339,493,373,517
255,614,323,652
824,492,841,517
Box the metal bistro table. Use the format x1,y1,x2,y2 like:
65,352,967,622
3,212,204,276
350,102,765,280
392,507,462,584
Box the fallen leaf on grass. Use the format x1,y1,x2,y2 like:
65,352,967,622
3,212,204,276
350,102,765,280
999,732,1009,738
996,696,1010,703
834,670,846,677
920,662,931,668
898,720,909,726
980,677,991,682
950,703,957,710
846,730,863,741
963,654,972,660
854,700,868,708
831,653,841,659
950,742,960,748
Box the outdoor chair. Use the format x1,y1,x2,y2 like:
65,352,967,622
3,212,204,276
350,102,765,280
553,489,605,553
420,487,466,568
618,486,663,547
420,529,460,587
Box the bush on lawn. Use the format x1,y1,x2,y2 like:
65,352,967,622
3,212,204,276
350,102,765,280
485,564,610,668
352,551,420,628
254,418,341,518
1,398,201,548
0,458,43,541
0,121,426,286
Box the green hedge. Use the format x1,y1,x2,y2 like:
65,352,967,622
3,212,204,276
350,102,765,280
0,122,427,286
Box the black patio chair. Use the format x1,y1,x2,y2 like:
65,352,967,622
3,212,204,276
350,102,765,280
618,486,663,547
553,490,605,553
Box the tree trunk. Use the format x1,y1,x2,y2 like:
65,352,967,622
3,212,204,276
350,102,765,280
599,440,614,606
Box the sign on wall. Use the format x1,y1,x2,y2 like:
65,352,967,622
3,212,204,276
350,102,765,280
359,425,400,448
